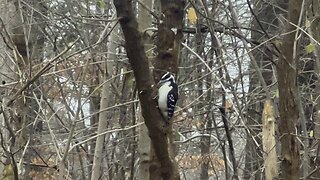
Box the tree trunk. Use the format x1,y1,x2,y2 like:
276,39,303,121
114,0,183,179
244,0,282,178
262,100,278,180
277,0,303,179
90,15,117,180
137,0,154,179
0,1,20,179
306,0,320,178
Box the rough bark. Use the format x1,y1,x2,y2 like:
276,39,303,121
277,0,303,179
114,0,181,179
153,0,185,79
151,0,184,178
262,100,278,180
306,0,320,178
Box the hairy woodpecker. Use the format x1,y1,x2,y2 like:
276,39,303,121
158,72,178,122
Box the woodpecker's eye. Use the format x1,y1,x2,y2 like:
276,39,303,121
163,74,170,79
161,72,171,81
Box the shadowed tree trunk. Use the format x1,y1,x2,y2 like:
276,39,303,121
306,0,320,178
114,0,184,179
245,0,287,178
277,0,303,179
245,1,274,179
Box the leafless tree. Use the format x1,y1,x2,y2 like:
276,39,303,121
0,0,319,179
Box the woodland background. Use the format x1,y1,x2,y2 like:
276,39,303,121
0,0,319,179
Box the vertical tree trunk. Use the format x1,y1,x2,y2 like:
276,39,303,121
137,0,154,179
262,100,278,180
0,1,20,178
90,17,117,180
153,0,185,78
114,0,184,179
88,81,100,177
116,71,133,179
277,0,303,179
307,0,320,177
151,0,185,178
244,0,282,178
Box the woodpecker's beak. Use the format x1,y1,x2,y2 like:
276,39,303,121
157,80,165,88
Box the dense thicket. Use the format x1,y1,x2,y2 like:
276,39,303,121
0,0,318,179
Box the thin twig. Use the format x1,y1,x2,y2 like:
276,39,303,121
6,37,79,107
69,122,144,152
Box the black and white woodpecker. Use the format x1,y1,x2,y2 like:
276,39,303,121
158,72,179,122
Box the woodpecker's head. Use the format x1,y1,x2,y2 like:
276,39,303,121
158,72,175,85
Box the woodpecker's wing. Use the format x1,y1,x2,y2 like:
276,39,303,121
167,83,178,120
